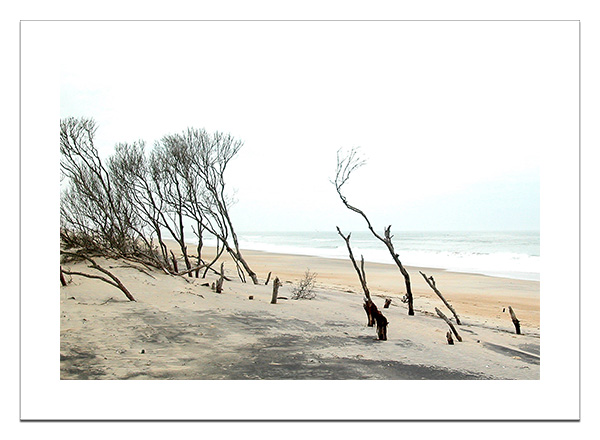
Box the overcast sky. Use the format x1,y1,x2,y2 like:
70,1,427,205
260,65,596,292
59,21,578,232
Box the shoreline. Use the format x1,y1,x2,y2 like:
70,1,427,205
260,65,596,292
187,235,540,282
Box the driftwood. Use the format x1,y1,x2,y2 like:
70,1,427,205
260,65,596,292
446,331,454,345
508,306,521,334
215,262,225,293
111,263,156,279
384,298,392,309
435,307,462,342
60,266,67,286
61,251,135,301
265,271,272,285
271,277,281,304
203,264,233,281
419,271,461,325
175,264,208,277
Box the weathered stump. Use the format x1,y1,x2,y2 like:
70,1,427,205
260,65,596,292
509,306,521,335
446,331,454,345
215,262,225,293
374,311,388,341
271,277,281,304
265,272,272,285
364,299,388,340
384,298,392,308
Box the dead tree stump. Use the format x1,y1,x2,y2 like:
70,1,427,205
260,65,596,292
384,298,392,308
215,262,225,293
271,277,281,304
509,306,521,335
446,331,454,345
435,307,462,342
363,299,376,327
265,272,272,285
364,299,388,340
374,311,388,341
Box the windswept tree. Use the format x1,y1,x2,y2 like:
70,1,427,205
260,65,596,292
149,136,197,274
333,147,415,316
107,141,172,272
172,128,259,285
60,117,148,260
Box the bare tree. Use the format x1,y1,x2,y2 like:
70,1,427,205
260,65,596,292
336,227,371,301
333,147,415,315
108,141,172,272
174,128,259,284
60,117,161,269
149,137,195,274
60,118,257,287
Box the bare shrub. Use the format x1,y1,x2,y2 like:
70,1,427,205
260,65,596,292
291,269,317,300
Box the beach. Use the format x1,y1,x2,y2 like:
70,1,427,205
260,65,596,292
60,245,540,380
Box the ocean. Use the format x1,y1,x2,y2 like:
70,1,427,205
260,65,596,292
204,230,540,282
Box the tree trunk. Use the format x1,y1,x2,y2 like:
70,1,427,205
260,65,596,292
446,331,454,345
60,266,67,286
365,300,388,340
363,299,375,327
336,227,371,300
384,298,392,308
509,306,521,335
271,277,281,304
265,272,272,286
196,222,203,278
435,307,462,342
170,250,178,273
419,271,461,325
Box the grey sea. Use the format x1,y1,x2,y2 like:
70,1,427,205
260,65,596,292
208,230,540,281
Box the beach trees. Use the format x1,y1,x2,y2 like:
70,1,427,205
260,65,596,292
60,117,259,286
169,128,260,285
333,147,415,316
60,117,154,263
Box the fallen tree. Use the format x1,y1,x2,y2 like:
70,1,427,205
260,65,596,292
60,250,135,302
419,271,461,325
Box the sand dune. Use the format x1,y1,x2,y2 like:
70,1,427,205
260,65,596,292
60,246,540,380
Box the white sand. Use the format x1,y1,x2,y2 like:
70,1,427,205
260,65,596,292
60,247,540,380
